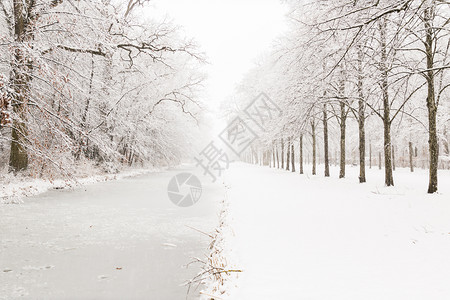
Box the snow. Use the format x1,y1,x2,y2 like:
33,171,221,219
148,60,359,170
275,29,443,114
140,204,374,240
211,163,450,299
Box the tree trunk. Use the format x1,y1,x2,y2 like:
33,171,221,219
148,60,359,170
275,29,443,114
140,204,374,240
323,103,330,177
272,143,276,168
291,139,295,172
392,145,396,171
409,141,414,172
312,121,316,175
299,134,304,174
381,102,393,185
286,138,291,171
9,0,33,172
338,69,347,179
424,4,438,193
339,101,346,178
281,138,285,169
276,141,280,168
379,17,394,186
357,45,366,183
379,152,382,170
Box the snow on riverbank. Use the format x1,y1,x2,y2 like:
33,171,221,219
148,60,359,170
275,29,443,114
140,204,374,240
208,163,450,299
198,195,241,300
0,166,161,204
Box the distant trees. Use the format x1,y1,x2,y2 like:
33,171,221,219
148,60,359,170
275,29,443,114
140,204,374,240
236,0,449,194
0,0,204,176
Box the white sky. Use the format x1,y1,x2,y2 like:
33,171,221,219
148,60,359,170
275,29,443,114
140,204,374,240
150,0,289,112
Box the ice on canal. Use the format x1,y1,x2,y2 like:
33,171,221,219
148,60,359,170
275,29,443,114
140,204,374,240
0,167,223,300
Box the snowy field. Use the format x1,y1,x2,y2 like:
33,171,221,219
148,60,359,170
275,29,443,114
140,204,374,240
217,163,450,299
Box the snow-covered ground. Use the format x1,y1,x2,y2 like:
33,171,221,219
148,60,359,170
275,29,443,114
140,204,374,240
212,163,450,299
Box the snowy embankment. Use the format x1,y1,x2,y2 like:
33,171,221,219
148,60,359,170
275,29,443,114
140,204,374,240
205,163,450,299
0,166,161,204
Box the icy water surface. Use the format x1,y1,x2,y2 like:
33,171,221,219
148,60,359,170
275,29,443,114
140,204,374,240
0,167,223,299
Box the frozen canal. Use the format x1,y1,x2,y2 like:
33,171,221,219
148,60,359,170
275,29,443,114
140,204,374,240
0,167,222,299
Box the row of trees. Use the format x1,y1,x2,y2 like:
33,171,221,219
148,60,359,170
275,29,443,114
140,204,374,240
233,0,449,193
0,0,205,177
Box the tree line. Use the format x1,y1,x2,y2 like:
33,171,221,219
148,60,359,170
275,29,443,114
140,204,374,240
232,0,449,194
0,0,205,178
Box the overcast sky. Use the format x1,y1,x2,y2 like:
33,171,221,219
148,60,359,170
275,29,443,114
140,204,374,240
151,0,288,113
